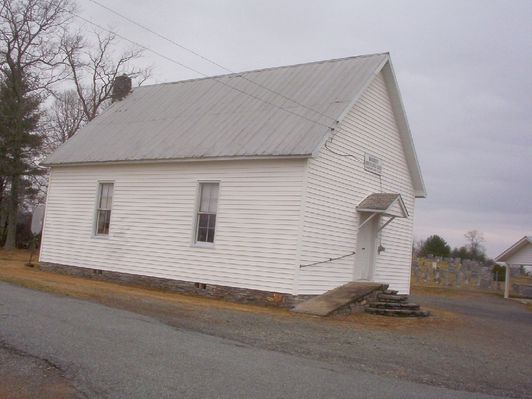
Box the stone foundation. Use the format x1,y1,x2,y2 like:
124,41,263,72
40,262,297,308
512,283,532,299
332,290,382,315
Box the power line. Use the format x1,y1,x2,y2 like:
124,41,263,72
72,10,364,163
324,136,359,161
70,11,335,131
86,0,339,124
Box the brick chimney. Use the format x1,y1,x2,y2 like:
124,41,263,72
111,74,132,103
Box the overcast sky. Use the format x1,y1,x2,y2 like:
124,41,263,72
77,0,531,257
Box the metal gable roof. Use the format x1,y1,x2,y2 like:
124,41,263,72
43,53,388,165
42,52,426,197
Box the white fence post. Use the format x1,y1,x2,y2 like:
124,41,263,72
504,264,510,299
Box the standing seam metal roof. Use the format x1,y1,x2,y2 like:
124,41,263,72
43,53,389,165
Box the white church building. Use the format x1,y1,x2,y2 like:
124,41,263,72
40,53,426,306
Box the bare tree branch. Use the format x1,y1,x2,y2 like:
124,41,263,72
60,29,151,122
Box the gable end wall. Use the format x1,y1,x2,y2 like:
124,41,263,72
296,72,416,295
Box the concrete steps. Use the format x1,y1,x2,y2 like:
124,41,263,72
376,293,409,302
365,291,430,318
365,307,430,317
291,282,430,318
292,282,387,316
368,301,420,310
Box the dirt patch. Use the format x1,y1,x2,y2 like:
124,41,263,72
0,343,80,399
328,305,463,333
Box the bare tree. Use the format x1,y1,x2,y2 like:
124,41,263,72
0,0,74,249
61,30,150,122
464,230,486,260
412,238,425,257
43,89,84,149
41,30,150,155
0,0,73,93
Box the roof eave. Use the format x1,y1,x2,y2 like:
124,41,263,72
41,153,312,168
381,60,427,198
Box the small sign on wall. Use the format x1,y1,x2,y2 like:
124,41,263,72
364,153,382,176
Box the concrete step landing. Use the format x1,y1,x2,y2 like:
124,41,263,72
292,282,387,316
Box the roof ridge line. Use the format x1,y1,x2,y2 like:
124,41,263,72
137,52,390,88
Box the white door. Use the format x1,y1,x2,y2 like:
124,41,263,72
354,213,380,281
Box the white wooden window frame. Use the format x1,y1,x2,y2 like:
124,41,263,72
93,181,114,238
192,181,220,248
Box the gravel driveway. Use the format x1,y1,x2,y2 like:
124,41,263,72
0,282,518,399
117,287,531,399
0,254,531,398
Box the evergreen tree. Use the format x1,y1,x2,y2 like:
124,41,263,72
419,235,451,257
0,72,42,249
1,0,73,248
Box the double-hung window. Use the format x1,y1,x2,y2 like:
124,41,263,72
95,182,114,235
195,182,219,244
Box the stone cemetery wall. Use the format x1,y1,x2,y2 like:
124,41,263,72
411,257,532,298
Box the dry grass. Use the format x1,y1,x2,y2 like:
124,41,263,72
0,249,292,318
411,285,501,299
0,249,463,333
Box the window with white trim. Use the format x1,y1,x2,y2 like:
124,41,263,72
95,182,114,235
195,182,219,244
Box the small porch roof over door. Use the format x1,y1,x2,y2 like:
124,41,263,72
356,193,409,218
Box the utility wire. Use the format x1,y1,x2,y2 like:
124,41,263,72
74,12,369,271
86,0,339,124
324,137,359,161
73,9,363,163
70,12,335,131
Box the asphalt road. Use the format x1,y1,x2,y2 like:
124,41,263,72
0,282,507,399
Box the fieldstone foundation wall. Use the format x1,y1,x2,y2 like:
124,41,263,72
40,262,297,308
412,257,532,298
512,283,532,298
332,289,383,315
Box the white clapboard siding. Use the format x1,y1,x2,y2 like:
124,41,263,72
40,159,306,293
296,71,416,295
505,243,532,265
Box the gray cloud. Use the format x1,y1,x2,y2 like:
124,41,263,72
78,0,531,256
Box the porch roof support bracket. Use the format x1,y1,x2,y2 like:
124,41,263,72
378,215,396,232
357,212,379,231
